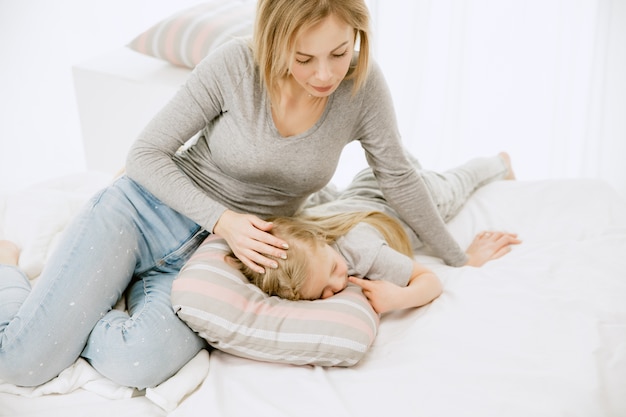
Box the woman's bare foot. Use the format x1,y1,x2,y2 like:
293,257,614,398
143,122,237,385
499,152,516,180
0,240,20,266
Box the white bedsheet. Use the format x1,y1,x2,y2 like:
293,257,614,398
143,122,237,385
1,175,625,417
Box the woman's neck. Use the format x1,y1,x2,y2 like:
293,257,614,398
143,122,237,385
272,76,324,107
270,77,328,137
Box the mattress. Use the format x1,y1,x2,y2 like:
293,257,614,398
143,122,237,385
1,173,625,417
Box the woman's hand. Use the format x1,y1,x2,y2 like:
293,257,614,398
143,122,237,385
465,231,521,267
213,210,288,274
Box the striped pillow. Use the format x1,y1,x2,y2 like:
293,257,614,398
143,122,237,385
127,0,255,69
171,235,379,366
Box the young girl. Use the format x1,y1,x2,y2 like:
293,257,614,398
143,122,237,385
236,153,521,314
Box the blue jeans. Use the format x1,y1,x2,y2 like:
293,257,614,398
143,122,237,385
0,176,207,389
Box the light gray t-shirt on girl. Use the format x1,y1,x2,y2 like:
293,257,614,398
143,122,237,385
334,223,414,287
125,38,467,266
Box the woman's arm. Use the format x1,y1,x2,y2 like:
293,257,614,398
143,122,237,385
465,230,522,266
349,261,442,314
126,41,288,272
125,47,230,231
354,63,467,267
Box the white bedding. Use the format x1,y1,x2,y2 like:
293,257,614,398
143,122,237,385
1,174,625,417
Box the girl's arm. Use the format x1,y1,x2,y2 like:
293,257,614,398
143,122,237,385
348,261,442,314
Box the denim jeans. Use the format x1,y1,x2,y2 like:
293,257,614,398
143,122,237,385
0,176,207,389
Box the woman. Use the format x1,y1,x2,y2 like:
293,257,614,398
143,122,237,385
236,153,521,314
1,0,510,389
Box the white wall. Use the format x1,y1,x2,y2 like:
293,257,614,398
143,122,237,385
368,0,626,199
0,0,206,192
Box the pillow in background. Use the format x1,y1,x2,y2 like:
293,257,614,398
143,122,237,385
127,0,255,69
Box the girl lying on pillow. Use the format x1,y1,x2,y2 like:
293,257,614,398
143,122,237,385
233,152,521,314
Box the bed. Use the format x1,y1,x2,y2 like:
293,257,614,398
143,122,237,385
1,171,625,417
2,1,626,416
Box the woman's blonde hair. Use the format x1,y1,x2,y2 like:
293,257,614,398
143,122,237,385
234,211,413,300
253,0,371,96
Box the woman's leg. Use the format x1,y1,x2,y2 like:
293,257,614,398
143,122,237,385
0,177,205,388
83,269,207,389
0,181,145,386
0,242,29,360
81,233,209,389
80,177,208,389
420,153,512,222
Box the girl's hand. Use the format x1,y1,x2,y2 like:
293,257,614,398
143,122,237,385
349,276,404,314
465,231,521,267
213,210,288,274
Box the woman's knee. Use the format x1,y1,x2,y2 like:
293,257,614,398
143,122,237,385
84,337,206,389
82,310,206,389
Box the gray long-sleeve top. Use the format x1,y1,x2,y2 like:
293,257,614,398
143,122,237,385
125,39,467,266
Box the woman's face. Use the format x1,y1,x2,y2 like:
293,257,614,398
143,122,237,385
289,14,355,97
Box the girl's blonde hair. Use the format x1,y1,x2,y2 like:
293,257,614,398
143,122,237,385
253,0,371,96
235,211,413,300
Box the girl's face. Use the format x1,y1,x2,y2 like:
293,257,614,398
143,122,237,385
289,14,355,97
301,242,349,300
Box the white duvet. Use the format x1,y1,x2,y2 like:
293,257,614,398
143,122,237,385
1,174,625,417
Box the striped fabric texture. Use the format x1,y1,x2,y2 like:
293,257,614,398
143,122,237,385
127,0,255,68
172,235,380,366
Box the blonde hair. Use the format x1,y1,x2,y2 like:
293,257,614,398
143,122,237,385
253,0,371,96
235,211,413,300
